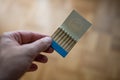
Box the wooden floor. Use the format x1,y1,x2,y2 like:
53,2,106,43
0,0,120,80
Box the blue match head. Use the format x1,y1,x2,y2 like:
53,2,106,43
51,40,68,58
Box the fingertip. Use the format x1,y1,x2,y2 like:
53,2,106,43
42,37,52,44
27,63,38,72
44,47,54,53
34,54,48,63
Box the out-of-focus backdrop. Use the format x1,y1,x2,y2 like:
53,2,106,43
0,0,120,80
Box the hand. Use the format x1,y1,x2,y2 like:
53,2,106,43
0,31,54,80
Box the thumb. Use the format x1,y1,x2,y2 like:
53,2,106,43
22,37,52,56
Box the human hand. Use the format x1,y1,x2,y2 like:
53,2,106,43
0,31,53,80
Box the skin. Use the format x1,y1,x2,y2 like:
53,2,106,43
0,31,54,80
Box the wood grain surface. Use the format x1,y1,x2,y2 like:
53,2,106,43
0,0,120,80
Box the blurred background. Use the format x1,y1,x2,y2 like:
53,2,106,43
0,0,120,80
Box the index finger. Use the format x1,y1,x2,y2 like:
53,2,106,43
3,31,49,44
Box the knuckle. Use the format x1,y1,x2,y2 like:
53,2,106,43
2,32,9,36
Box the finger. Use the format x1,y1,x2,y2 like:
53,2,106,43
3,31,48,44
22,37,52,57
27,63,38,72
44,47,54,53
34,54,48,63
